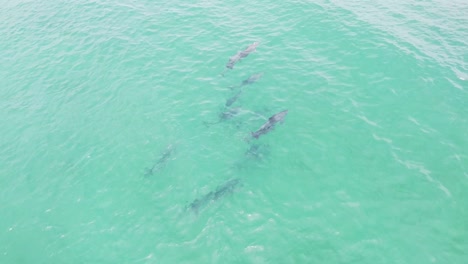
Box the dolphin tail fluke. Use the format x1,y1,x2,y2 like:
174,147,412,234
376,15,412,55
220,68,228,77
186,201,200,216
203,120,223,127
243,133,253,143
192,207,199,216
203,121,212,127
144,168,153,177
250,132,260,140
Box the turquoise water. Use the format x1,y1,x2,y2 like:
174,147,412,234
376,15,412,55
1,0,467,263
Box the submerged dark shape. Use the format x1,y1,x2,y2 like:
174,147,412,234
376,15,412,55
225,90,242,107
203,107,241,127
251,110,288,139
230,72,263,90
241,72,263,85
144,144,175,176
232,143,271,171
245,143,270,159
188,178,241,214
221,42,259,75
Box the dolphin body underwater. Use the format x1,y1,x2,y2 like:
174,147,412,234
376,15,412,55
229,72,263,90
225,90,242,107
251,110,288,139
144,144,175,176
221,42,259,75
202,107,242,127
187,178,242,214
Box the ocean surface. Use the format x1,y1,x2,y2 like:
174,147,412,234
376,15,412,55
1,0,467,263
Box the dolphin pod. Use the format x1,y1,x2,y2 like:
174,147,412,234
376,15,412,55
251,110,288,139
142,40,289,219
187,178,242,214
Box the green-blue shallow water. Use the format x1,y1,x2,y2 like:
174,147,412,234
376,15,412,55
1,0,467,263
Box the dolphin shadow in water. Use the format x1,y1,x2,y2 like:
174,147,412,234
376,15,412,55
144,144,176,177
220,42,259,76
187,178,242,214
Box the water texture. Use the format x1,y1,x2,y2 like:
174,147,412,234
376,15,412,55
1,0,467,263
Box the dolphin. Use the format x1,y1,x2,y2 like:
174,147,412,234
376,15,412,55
213,178,241,200
245,143,270,159
226,53,242,70
144,144,175,176
225,90,242,107
251,110,288,139
239,42,259,58
188,178,241,214
203,107,241,127
229,72,263,90
221,42,259,75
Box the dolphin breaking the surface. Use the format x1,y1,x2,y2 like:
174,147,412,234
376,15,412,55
187,178,242,214
251,110,288,139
